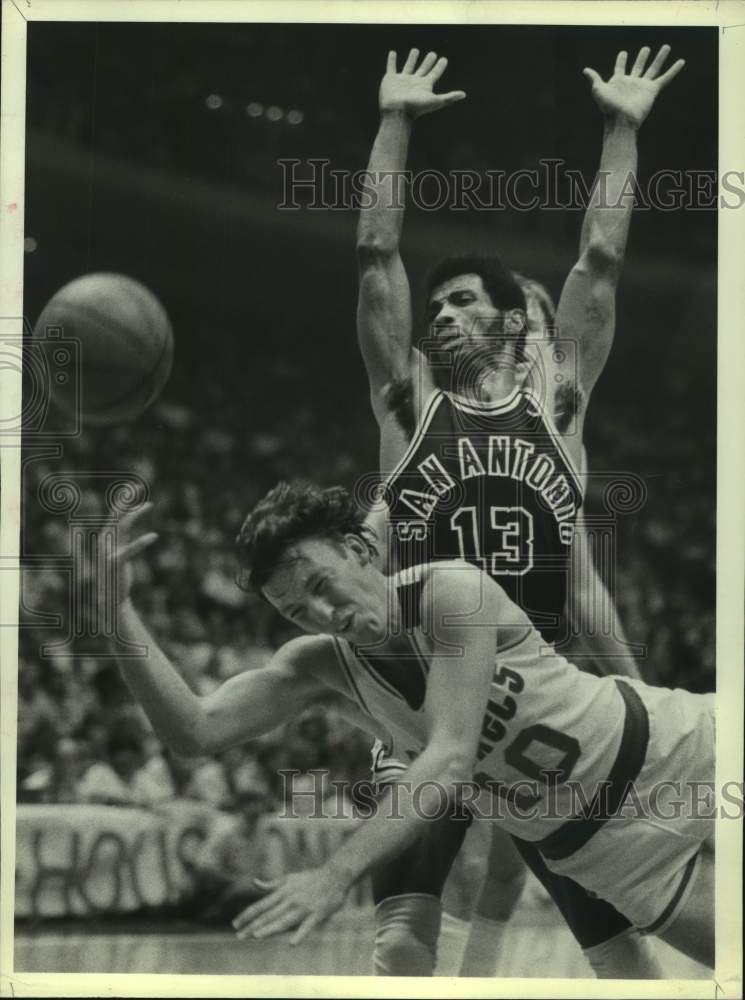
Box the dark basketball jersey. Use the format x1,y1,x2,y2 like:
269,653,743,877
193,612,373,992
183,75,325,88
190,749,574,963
385,386,583,643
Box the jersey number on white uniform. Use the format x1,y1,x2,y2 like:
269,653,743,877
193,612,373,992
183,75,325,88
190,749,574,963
477,664,582,787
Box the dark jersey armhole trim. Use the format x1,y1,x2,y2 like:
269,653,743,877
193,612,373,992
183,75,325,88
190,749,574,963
641,852,700,935
520,387,584,500
357,648,417,706
405,629,432,701
332,637,374,718
536,679,649,862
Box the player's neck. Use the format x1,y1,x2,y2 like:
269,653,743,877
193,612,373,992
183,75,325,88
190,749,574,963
455,365,516,404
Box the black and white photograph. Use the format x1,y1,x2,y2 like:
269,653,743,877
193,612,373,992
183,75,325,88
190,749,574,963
0,1,742,996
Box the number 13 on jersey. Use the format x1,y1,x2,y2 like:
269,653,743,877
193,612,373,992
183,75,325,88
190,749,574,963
450,505,534,577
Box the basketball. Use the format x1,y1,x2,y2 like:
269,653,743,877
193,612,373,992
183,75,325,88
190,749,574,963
33,273,174,427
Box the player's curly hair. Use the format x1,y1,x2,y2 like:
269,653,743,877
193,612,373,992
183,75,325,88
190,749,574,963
425,254,528,356
235,481,378,594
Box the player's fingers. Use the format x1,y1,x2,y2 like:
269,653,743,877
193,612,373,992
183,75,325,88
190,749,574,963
114,506,153,548
250,906,304,940
438,89,466,106
643,43,671,78
233,887,285,931
613,50,627,75
117,501,153,533
386,50,397,74
416,50,438,75
290,912,323,946
655,58,685,89
233,896,281,933
428,55,449,83
118,532,158,562
116,504,154,545
582,67,602,87
253,877,279,892
247,897,297,935
402,48,419,73
630,46,651,76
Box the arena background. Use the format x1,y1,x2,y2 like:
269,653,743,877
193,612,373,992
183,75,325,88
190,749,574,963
15,21,716,979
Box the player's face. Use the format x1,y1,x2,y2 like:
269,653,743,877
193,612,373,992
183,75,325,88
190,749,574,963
261,536,387,645
427,274,503,352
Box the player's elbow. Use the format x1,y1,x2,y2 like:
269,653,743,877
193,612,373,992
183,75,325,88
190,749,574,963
442,748,477,792
356,228,398,262
415,748,474,817
578,235,623,281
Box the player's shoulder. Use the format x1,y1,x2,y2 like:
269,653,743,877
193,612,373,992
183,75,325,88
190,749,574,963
272,634,339,679
418,557,480,577
409,559,503,607
396,557,474,584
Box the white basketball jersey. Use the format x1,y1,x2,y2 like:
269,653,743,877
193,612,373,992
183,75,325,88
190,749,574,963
332,565,632,843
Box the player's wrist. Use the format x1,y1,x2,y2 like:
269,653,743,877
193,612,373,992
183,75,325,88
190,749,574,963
379,106,415,124
603,111,641,133
324,854,360,890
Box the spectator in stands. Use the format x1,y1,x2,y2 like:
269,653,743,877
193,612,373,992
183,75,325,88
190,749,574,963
78,726,168,807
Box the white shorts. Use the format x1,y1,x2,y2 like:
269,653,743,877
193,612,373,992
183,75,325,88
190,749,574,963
540,679,715,933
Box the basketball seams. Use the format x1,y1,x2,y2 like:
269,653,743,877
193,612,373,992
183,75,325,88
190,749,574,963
47,300,165,367
81,328,172,415
53,299,162,414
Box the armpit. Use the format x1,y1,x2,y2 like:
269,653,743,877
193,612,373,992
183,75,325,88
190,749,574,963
384,375,417,438
554,381,584,433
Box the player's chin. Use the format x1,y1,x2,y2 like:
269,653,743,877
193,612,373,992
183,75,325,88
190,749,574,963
352,615,385,645
338,614,357,640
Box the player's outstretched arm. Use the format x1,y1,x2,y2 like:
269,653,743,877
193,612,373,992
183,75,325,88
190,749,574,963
357,49,465,424
105,505,330,755
232,562,499,944
556,45,685,407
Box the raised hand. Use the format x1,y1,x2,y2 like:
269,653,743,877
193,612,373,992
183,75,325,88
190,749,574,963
583,45,685,128
232,867,350,945
105,502,159,608
379,48,466,119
